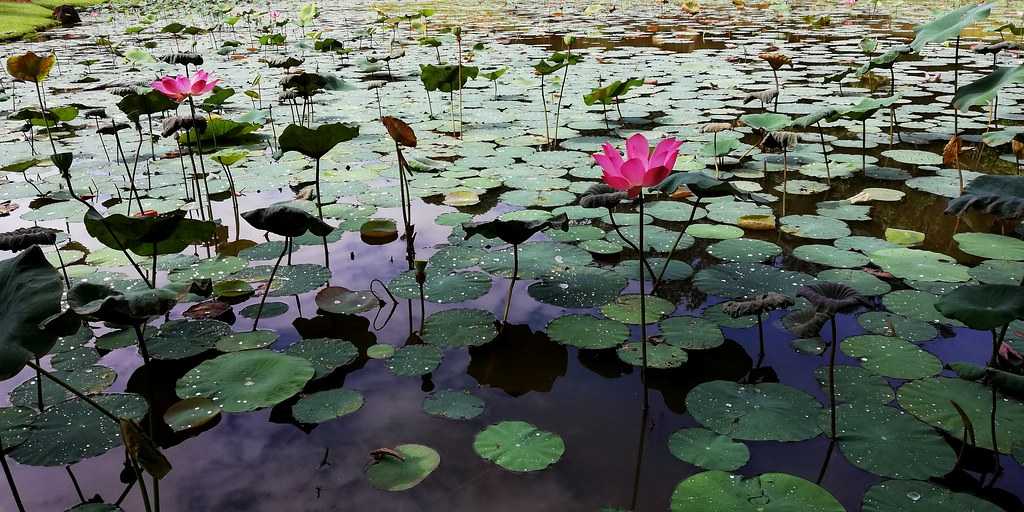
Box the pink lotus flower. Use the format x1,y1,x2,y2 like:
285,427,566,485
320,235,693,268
150,70,220,103
592,133,682,197
269,9,281,20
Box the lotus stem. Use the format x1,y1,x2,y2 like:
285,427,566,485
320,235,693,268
638,192,649,411
771,68,780,112
52,239,69,287
252,239,288,331
816,122,831,184
861,120,867,173
314,158,323,219
782,147,789,218
502,243,519,325
540,76,550,145
35,356,44,411
607,210,656,280
815,438,836,485
185,96,213,221
551,47,571,150
33,82,58,156
0,435,26,512
652,194,701,293
828,317,838,439
66,465,85,501
991,325,1007,470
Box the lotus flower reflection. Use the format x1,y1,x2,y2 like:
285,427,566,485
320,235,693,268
151,70,221,102
592,133,682,197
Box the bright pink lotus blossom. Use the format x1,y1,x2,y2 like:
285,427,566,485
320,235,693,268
592,133,682,197
150,70,220,103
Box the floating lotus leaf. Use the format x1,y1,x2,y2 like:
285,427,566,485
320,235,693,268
827,402,955,479
694,263,816,298
473,421,564,472
862,480,1003,512
422,389,485,420
793,245,869,268
667,428,749,471
421,308,497,347
686,381,822,441
545,314,628,349
600,294,675,324
840,335,941,380
5,51,56,82
284,338,358,378
215,330,278,352
856,312,937,342
163,397,221,432
670,471,843,512
869,248,970,283
779,215,850,240
527,266,626,308
953,232,1024,261
315,287,378,315
365,444,440,491
387,345,442,377
661,316,725,350
11,393,147,467
292,388,364,424
175,350,314,413
616,342,688,369
706,238,782,263
9,366,116,408
898,377,1024,453
389,269,492,303
148,319,231,360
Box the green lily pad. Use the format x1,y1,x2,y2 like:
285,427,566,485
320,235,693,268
163,397,221,432
528,266,626,308
706,238,783,263
473,421,565,472
292,388,364,423
687,381,822,441
284,338,358,378
422,389,485,420
862,480,1004,512
546,314,628,349
421,308,497,347
694,263,816,298
389,269,492,304
661,316,725,350
667,428,749,471
616,342,688,369
840,335,942,380
175,350,314,413
11,393,147,467
814,365,894,404
240,301,288,319
869,249,970,283
779,215,851,240
365,444,440,491
670,471,843,512
954,233,1024,261
817,269,891,296
315,287,379,314
898,377,1024,453
793,245,869,268
215,330,279,352
366,344,396,359
387,345,443,376
857,312,937,342
600,294,675,324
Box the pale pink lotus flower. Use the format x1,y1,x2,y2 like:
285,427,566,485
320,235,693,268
841,0,857,5
150,70,221,102
269,9,281,20
593,133,682,197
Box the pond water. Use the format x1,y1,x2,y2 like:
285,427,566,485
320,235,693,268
1,0,1024,511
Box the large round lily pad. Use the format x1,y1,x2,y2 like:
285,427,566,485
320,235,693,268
545,314,628,349
292,388,364,423
528,266,626,308
840,335,942,380
389,269,492,304
284,338,358,378
11,393,147,467
667,428,749,471
422,389,485,420
176,350,314,412
365,444,440,491
387,345,443,377
670,471,844,512
828,402,955,479
660,316,725,350
869,249,970,283
473,421,565,472
898,377,1024,453
694,263,816,298
686,381,822,441
600,294,675,324
616,342,688,369
862,480,1004,512
421,309,497,347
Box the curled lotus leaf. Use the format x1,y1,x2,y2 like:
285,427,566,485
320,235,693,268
6,51,56,82
241,205,334,238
